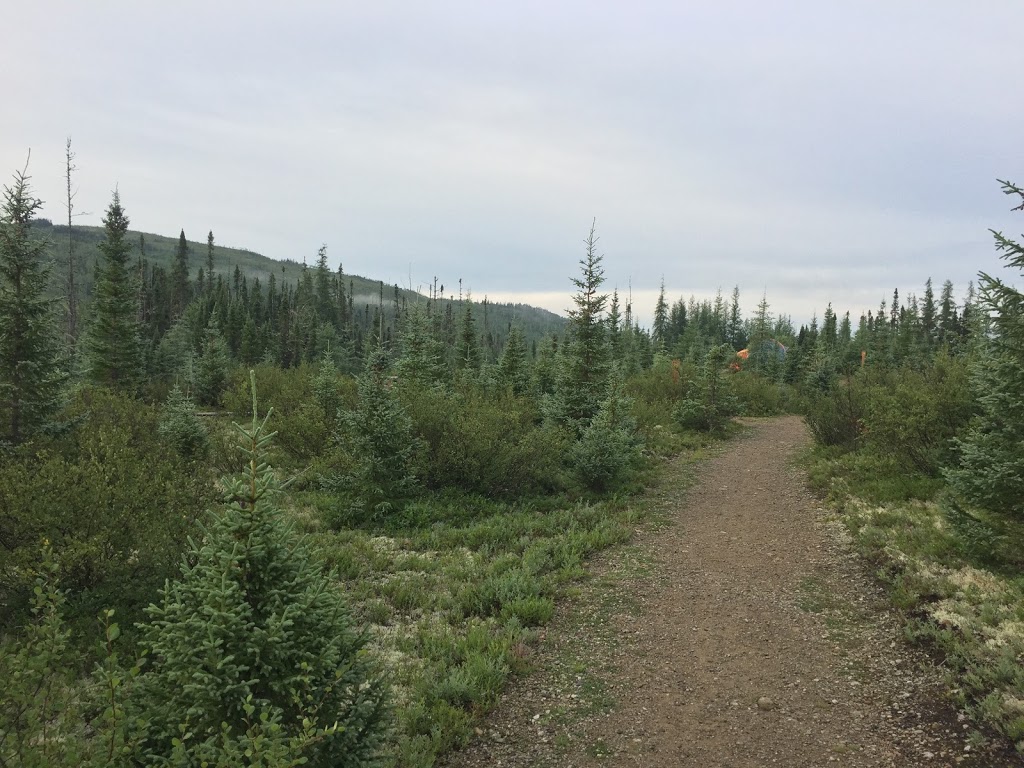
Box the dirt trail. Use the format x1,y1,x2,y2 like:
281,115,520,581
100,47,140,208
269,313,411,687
443,416,1020,767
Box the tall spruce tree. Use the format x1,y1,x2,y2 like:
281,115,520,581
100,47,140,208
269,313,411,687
205,229,215,292
946,180,1024,518
497,325,531,395
652,278,668,350
546,222,610,434
170,228,190,317
455,295,482,372
84,191,144,393
0,166,65,445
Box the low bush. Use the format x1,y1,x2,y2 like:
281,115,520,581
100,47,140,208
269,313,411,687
0,387,212,632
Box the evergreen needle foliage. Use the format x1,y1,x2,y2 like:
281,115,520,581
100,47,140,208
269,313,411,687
332,345,422,518
0,166,65,446
158,385,209,461
84,191,144,394
545,222,611,435
674,344,739,433
946,180,1024,519
136,372,389,766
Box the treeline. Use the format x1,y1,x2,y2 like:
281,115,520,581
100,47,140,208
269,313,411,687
31,213,567,389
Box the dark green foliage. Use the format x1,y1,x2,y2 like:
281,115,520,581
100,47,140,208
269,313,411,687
170,228,190,317
0,388,211,627
571,374,643,492
674,344,738,433
804,375,866,449
195,321,231,406
0,167,65,445
546,223,610,435
84,191,144,394
0,550,139,767
158,385,209,461
330,346,422,516
135,377,390,766
497,325,531,396
946,181,1024,520
455,298,482,372
861,355,972,476
946,344,1024,516
401,384,570,499
395,304,447,387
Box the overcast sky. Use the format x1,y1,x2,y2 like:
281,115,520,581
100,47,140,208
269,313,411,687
3,2,1022,326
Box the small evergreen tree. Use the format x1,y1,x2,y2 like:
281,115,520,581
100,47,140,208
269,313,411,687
455,297,482,372
135,374,390,766
205,230,215,292
170,228,190,317
0,166,65,445
335,346,421,516
652,278,668,350
497,325,531,396
675,344,739,432
158,385,209,461
195,321,230,406
394,304,446,386
571,371,643,492
84,191,145,394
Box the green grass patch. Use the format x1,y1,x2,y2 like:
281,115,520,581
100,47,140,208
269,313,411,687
805,443,1024,753
304,489,649,766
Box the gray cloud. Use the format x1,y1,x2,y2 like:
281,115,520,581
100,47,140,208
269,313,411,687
2,1,1021,327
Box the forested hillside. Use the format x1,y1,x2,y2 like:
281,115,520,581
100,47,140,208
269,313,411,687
32,217,566,379
3,164,1024,765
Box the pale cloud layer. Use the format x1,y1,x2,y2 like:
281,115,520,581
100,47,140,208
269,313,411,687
2,1,1021,326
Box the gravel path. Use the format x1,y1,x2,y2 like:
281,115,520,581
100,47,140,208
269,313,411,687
442,416,1021,767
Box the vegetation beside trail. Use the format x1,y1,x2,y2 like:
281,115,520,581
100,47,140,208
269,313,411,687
801,181,1024,752
0,172,759,768
5,147,1024,763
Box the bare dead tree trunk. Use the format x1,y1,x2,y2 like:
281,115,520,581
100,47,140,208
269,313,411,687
64,137,78,344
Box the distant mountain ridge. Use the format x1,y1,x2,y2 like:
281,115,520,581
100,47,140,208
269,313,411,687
32,219,567,344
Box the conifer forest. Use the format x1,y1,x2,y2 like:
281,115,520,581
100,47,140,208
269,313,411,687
2,157,1024,766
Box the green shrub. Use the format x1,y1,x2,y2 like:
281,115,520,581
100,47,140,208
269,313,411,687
0,387,212,630
134,376,390,767
863,355,972,476
402,383,570,499
730,370,796,415
803,374,867,449
674,345,739,433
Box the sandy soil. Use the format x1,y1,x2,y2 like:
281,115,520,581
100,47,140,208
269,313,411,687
441,416,1021,768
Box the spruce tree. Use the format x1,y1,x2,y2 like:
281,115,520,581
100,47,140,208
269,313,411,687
136,375,389,765
946,180,1024,518
571,370,642,491
170,228,190,317
335,345,421,515
497,325,531,395
205,230,215,292
546,222,610,435
394,304,446,386
84,191,144,393
652,278,668,350
0,166,65,445
455,296,482,372
195,321,231,406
